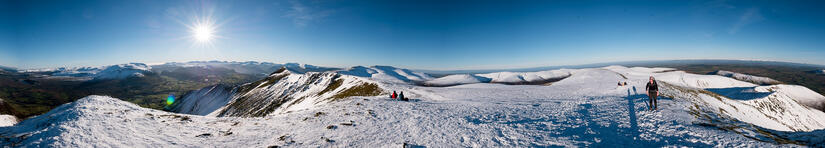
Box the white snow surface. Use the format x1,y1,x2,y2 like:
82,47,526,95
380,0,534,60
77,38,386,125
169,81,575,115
0,115,15,127
0,98,18,127
714,70,782,85
4,66,825,147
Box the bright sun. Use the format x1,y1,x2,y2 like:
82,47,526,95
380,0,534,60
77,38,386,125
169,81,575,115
183,5,220,47
187,15,219,47
192,24,214,42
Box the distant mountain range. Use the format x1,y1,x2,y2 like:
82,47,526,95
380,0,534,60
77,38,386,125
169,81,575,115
418,59,825,75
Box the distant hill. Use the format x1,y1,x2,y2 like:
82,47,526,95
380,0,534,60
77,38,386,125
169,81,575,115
620,60,825,97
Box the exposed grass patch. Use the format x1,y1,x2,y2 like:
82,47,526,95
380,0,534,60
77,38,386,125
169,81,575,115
318,79,343,95
330,82,382,100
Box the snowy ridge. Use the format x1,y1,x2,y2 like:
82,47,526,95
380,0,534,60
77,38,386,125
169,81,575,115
195,67,384,117
712,70,781,85
423,74,488,86
423,69,571,86
283,63,339,74
754,85,825,111
21,63,152,80
477,69,572,84
336,66,433,83
92,63,151,80
650,71,757,89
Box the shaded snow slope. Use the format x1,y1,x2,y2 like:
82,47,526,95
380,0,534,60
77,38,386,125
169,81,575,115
712,70,782,85
170,84,236,115
4,66,825,147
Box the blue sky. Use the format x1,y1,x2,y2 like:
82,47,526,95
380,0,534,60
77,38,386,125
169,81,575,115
1,0,824,70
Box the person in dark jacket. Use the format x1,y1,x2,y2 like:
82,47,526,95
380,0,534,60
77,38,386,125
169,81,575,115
646,76,659,110
399,91,406,101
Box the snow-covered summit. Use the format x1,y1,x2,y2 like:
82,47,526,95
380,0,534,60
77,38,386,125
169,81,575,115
283,63,339,74
711,70,781,85
336,65,433,83
423,69,571,86
20,63,152,80
93,63,151,80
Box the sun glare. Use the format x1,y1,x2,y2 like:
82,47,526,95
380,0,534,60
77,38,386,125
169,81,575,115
193,24,214,42
186,13,220,47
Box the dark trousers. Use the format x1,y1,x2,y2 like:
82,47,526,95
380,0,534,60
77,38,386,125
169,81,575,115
648,92,658,109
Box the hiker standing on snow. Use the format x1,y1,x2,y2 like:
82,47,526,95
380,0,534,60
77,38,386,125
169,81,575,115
391,91,397,99
646,76,659,110
399,91,405,101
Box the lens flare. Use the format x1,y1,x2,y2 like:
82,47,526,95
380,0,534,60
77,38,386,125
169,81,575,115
166,94,175,106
